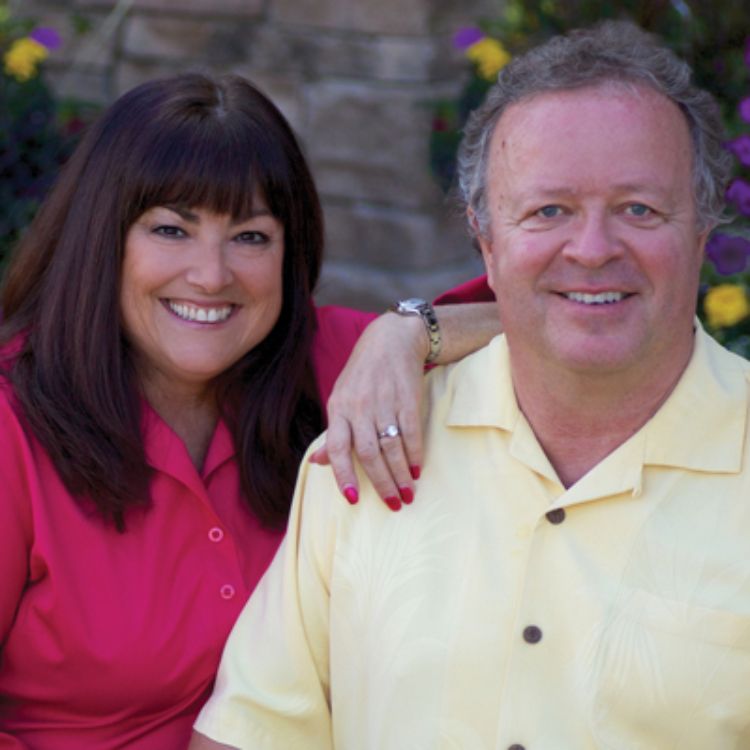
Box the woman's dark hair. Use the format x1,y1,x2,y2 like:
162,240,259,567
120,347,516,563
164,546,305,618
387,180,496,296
0,73,325,530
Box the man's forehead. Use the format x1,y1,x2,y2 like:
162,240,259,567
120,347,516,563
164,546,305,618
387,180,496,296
493,81,682,139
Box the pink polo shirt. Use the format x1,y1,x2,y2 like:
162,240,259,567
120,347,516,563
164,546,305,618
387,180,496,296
0,306,373,750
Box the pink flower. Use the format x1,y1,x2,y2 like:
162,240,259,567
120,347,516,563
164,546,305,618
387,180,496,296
727,177,750,216
453,27,484,51
726,134,750,167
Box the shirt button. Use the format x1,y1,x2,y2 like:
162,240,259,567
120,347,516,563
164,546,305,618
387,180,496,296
220,584,236,600
523,625,543,644
208,526,224,542
546,508,566,524
508,745,526,750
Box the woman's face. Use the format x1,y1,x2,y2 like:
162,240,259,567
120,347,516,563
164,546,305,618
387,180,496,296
120,202,285,399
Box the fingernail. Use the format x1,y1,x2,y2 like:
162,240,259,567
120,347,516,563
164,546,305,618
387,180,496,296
343,485,359,505
398,486,414,505
409,465,421,480
384,496,402,512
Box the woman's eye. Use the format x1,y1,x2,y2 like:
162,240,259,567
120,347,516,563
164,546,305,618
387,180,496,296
235,231,269,245
152,224,185,238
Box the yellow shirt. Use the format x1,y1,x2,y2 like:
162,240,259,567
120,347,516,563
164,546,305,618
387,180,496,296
195,329,750,750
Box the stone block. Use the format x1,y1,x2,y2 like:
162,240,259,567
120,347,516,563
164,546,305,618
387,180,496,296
323,200,473,270
249,26,456,83
45,66,112,106
271,0,431,35
114,58,193,97
306,81,443,209
231,67,307,137
122,14,250,64
314,255,486,310
74,0,265,15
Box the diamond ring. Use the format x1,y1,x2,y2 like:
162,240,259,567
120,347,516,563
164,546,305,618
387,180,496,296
377,424,401,440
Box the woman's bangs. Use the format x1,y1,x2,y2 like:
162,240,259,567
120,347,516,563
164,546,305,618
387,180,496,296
129,125,270,220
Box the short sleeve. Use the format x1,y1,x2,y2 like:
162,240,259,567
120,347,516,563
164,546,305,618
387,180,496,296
433,275,494,305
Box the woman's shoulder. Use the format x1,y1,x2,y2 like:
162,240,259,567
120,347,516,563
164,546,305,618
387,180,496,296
314,305,376,340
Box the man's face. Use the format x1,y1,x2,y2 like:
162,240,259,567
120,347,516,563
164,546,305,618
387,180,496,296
478,84,709,382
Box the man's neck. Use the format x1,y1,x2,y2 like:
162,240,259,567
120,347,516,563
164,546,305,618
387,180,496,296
511,349,693,488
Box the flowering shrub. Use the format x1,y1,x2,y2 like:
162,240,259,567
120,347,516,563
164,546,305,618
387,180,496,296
0,5,94,271
431,2,750,358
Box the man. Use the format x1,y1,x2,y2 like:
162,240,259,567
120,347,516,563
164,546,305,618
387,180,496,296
191,21,750,750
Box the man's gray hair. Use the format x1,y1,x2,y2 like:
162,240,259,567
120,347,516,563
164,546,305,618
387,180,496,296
457,20,733,236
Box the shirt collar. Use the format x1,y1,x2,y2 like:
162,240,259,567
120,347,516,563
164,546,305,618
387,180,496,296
446,325,749,476
140,399,236,482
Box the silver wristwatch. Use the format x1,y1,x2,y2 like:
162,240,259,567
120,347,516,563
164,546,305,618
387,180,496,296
389,297,442,364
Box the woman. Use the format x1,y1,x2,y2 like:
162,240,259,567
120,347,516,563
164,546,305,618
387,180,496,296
0,73,495,748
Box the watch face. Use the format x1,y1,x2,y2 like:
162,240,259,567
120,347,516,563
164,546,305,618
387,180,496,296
400,297,427,312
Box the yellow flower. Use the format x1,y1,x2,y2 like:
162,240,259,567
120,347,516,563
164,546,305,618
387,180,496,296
704,284,750,329
4,37,49,82
466,37,511,81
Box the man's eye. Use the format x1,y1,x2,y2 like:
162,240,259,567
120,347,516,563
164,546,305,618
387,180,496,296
625,203,652,217
153,225,185,238
536,205,563,218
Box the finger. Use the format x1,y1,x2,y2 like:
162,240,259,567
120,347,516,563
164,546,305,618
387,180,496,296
323,415,360,505
395,403,423,482
350,422,402,511
376,429,414,505
308,445,329,465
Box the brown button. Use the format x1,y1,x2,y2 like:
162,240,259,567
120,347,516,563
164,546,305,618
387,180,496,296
523,625,542,644
508,745,526,750
546,508,566,524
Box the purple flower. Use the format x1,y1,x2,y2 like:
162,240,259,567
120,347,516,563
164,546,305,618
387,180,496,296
727,177,750,216
740,97,750,124
726,134,750,167
30,27,61,51
706,233,750,276
745,36,750,69
453,27,484,51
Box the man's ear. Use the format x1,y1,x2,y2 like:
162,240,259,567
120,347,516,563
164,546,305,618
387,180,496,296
468,208,496,289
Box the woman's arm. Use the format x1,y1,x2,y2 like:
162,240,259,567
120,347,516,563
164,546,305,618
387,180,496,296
310,300,501,508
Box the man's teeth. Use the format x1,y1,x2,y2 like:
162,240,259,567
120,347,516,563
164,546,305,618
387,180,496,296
565,291,624,305
168,301,233,323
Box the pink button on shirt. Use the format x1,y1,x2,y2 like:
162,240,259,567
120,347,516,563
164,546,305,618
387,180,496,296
0,306,374,749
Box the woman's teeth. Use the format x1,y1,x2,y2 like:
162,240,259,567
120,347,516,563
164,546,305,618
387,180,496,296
167,301,233,322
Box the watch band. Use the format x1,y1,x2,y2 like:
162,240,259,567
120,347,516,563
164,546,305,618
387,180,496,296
389,297,442,364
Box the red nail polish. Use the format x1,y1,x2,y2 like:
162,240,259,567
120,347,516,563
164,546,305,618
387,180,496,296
399,486,414,504
409,465,421,480
384,496,402,512
343,485,359,505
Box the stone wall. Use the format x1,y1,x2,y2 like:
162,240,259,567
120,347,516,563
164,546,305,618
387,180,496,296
16,0,498,308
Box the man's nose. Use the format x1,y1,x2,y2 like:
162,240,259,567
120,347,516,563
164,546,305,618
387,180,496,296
561,212,623,268
185,242,233,292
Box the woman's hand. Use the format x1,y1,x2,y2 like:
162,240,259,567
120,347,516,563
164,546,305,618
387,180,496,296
309,312,425,511
309,302,500,511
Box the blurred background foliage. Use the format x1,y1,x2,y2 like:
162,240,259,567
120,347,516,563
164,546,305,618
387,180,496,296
431,0,750,357
0,3,97,275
